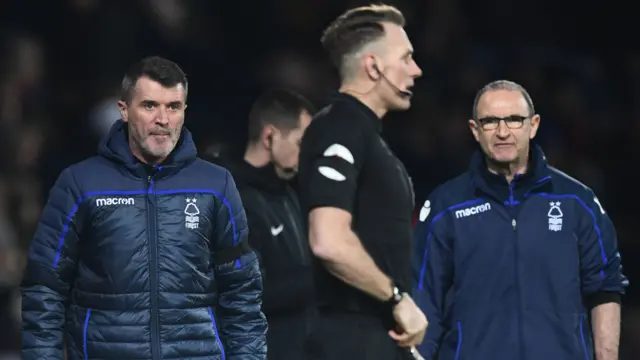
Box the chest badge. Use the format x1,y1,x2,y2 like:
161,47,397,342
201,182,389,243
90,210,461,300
548,201,563,232
185,198,200,229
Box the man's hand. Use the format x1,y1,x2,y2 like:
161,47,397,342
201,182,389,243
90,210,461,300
388,293,428,347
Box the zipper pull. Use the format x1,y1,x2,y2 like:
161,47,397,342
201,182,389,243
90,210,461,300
512,218,517,230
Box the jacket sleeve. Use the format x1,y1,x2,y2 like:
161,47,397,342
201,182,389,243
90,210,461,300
577,192,628,297
412,192,453,360
213,171,268,359
21,168,83,360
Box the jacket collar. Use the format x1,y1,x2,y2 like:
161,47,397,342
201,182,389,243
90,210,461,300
97,119,197,178
210,154,290,195
470,144,553,203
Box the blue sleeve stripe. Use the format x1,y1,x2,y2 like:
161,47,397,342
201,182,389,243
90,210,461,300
528,193,607,279
53,190,147,268
418,198,487,290
52,188,239,269
54,201,82,269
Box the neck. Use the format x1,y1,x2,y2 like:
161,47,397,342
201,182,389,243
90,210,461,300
339,81,387,118
129,136,165,166
486,152,529,183
244,143,270,168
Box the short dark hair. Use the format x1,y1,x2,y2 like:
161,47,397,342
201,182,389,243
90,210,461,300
247,89,315,144
120,56,188,103
472,80,535,119
321,4,405,79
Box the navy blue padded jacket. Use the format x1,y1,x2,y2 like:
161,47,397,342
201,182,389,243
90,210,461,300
21,120,267,360
413,145,627,360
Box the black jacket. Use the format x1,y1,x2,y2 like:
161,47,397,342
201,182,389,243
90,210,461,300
210,156,315,359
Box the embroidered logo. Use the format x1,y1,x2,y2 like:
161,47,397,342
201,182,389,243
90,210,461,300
548,201,563,231
184,198,200,229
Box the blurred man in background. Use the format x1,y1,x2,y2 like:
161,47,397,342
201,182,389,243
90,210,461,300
208,88,315,359
414,80,627,360
298,4,427,360
21,56,267,360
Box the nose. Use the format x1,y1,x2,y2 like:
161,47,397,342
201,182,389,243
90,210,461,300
495,120,511,138
412,61,423,78
156,106,170,125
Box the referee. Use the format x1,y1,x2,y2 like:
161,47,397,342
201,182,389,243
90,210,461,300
298,4,427,359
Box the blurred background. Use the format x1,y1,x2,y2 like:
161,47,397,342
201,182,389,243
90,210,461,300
1,0,638,357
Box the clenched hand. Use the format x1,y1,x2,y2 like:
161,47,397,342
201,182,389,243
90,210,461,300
388,293,428,347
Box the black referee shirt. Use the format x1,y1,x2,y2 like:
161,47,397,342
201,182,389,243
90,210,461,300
298,93,415,317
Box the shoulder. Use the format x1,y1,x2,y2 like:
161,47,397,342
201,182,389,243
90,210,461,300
62,156,115,190
191,158,231,178
547,166,594,199
302,104,373,164
427,172,477,208
416,172,481,223
545,166,609,217
178,158,234,191
307,103,371,139
67,155,109,175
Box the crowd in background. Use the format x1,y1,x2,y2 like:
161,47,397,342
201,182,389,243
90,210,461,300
1,0,639,356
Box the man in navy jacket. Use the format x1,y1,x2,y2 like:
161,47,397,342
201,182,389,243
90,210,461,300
413,80,627,360
21,56,267,360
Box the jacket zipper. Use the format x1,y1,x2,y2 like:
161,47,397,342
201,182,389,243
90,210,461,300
283,200,307,261
508,177,525,360
146,171,160,359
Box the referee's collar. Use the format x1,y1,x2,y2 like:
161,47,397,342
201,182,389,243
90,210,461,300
332,92,382,132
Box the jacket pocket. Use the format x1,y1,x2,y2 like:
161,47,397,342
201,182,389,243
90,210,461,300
454,321,463,360
208,307,226,360
83,308,92,360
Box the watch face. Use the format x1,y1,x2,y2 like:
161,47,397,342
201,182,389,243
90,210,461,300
393,288,402,302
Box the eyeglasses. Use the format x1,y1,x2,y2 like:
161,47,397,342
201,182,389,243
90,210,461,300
475,115,529,131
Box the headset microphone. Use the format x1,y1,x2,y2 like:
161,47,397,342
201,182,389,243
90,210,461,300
373,63,413,98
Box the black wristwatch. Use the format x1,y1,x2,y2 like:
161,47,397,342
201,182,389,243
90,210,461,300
385,282,404,309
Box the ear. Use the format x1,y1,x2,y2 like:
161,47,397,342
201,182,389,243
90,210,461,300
468,119,480,142
261,126,275,150
529,114,541,140
363,54,380,81
117,100,129,122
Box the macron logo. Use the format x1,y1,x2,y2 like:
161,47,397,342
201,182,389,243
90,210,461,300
455,202,491,219
96,197,135,206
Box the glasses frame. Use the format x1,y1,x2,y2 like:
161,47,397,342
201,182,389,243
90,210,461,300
475,115,530,131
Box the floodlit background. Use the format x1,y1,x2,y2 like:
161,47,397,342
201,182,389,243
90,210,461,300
1,0,638,357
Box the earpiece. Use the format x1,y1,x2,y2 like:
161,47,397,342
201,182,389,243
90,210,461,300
372,61,413,98
372,62,382,79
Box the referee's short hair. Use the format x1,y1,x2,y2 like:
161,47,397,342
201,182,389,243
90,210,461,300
247,89,315,144
320,4,405,80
